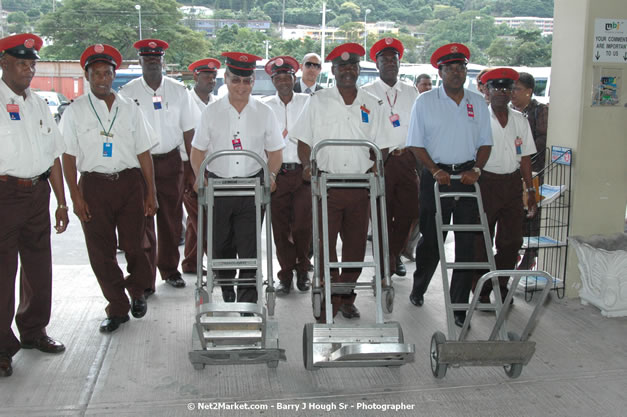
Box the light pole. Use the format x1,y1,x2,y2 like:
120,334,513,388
320,2,330,60
264,40,271,59
363,9,371,61
469,16,481,45
135,4,142,40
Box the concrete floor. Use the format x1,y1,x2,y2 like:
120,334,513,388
2,205,627,417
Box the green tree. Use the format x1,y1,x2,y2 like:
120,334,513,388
37,0,210,69
7,11,30,34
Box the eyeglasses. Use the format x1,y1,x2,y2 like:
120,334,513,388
228,76,253,85
304,62,321,69
489,87,512,93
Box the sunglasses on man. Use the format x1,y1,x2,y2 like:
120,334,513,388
304,62,321,69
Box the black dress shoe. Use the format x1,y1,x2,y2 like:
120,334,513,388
165,273,186,288
144,288,155,298
0,354,13,377
296,271,311,291
222,290,236,302
339,303,360,319
131,296,147,318
395,257,407,277
99,315,130,333
454,315,470,329
409,292,424,306
21,336,65,354
275,281,291,296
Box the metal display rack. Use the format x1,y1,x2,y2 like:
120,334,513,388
520,147,572,301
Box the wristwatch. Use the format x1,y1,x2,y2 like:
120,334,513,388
472,167,481,176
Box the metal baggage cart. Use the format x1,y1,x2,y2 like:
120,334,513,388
429,175,553,378
189,150,286,369
302,139,415,370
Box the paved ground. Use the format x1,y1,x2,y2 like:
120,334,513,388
1,201,627,417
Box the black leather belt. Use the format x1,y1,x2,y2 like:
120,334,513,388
81,171,121,181
0,169,50,187
280,163,301,172
437,160,475,173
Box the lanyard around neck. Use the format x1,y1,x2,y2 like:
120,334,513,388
88,94,118,138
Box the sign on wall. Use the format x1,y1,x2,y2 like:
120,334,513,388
593,19,627,63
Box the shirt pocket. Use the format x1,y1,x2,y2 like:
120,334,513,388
0,124,18,165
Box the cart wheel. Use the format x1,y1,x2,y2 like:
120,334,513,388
312,292,322,319
192,362,205,370
302,323,317,370
266,290,276,317
382,286,395,314
430,331,447,379
267,360,279,369
503,331,523,378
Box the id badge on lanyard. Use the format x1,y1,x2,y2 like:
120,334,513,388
153,95,163,110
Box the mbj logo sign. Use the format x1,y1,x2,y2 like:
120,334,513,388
605,21,621,31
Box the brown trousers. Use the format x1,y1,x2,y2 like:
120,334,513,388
0,179,52,357
381,150,420,271
145,149,184,288
475,170,525,298
80,169,152,317
271,167,312,284
317,187,370,317
181,161,203,273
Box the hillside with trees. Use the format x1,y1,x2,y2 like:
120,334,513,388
2,0,553,68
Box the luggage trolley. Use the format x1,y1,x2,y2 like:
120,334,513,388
302,139,415,370
189,150,286,369
429,175,553,379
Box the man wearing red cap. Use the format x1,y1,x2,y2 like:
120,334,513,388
180,58,221,276
291,42,392,322
190,52,284,304
119,39,199,294
60,44,158,333
262,55,312,296
406,43,493,328
0,33,69,377
474,68,537,304
363,37,419,279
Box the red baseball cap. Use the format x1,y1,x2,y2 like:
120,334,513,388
430,43,470,69
221,52,262,77
80,44,122,70
325,43,365,63
369,37,404,62
188,58,221,73
0,33,43,60
264,55,299,76
133,39,169,56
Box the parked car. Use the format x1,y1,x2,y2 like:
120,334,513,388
34,90,70,123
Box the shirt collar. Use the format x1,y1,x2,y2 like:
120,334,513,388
141,75,164,92
375,77,401,92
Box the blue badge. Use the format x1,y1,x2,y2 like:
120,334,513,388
360,105,370,123
103,142,113,157
7,103,20,120
152,96,162,110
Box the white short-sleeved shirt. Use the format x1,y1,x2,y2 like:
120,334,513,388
191,94,285,178
290,86,392,174
483,106,536,174
60,91,156,174
180,89,214,162
262,93,309,164
119,76,198,154
406,85,493,164
362,78,418,150
0,80,65,177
